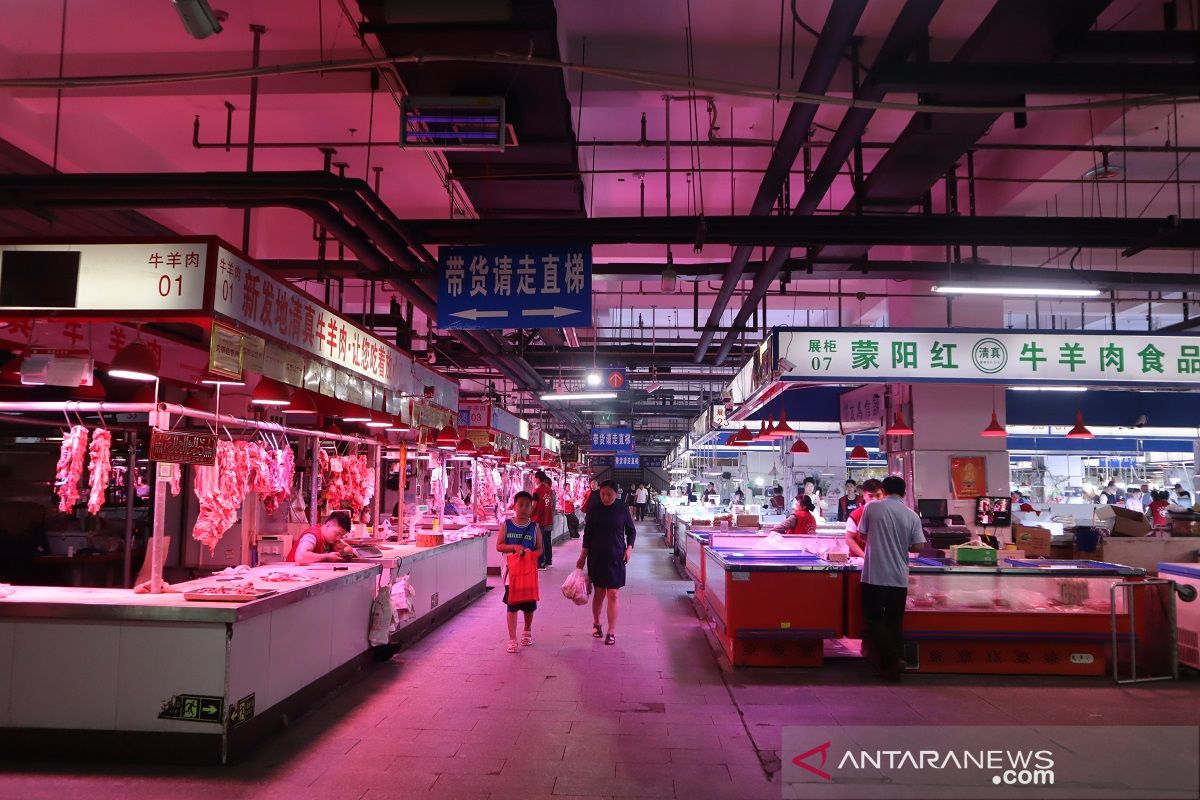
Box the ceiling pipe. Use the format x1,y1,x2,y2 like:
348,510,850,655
707,0,945,365
693,0,867,364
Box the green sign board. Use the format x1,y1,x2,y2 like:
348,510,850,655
158,693,224,724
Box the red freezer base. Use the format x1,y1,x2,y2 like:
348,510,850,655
905,639,1107,676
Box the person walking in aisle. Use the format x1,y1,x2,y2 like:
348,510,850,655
576,480,636,646
859,476,926,681
635,483,649,521
533,471,555,570
495,491,542,653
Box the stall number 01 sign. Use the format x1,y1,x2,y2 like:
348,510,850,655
777,328,1200,385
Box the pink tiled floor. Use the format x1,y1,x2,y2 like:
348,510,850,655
2,522,1198,799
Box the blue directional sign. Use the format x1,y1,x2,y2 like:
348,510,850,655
614,453,640,468
591,426,633,452
436,245,592,330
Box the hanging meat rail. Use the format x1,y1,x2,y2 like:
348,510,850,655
0,401,384,592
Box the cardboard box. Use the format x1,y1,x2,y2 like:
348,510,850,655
951,543,998,566
1012,524,1052,557
1094,505,1152,537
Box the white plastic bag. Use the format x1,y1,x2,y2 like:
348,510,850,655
561,568,591,605
368,586,395,646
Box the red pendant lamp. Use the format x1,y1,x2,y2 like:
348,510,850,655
108,341,159,382
728,426,753,446
1065,409,1094,439
250,377,292,407
789,437,810,454
752,419,772,442
455,437,477,456
848,445,870,460
435,425,459,449
366,409,392,428
281,389,319,415
885,409,913,436
773,410,796,438
980,386,1006,437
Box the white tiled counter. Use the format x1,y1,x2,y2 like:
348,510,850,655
0,562,381,764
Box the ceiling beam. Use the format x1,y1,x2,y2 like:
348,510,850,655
872,62,1199,94
695,0,869,368
403,214,1199,250
1056,30,1200,63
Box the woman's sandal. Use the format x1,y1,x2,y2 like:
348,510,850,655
506,640,519,654
592,623,603,639
604,633,616,646
521,632,534,647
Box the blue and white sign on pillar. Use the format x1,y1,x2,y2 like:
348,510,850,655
436,245,592,330
614,453,640,469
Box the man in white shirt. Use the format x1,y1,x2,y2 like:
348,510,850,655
634,484,649,521
1125,488,1144,514
859,476,926,682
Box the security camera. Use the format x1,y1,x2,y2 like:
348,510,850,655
173,0,224,39
778,357,795,372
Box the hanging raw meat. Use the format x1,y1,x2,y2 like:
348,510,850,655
54,425,89,513
321,452,373,514
262,447,295,514
192,440,250,554
86,428,113,515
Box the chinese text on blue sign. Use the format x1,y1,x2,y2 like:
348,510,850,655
614,454,640,468
591,427,634,452
437,246,592,330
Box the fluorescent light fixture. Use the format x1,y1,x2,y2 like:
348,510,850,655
540,391,618,401
1010,386,1088,392
585,372,602,387
933,285,1101,298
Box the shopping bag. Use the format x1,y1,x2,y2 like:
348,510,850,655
506,551,540,604
561,568,591,605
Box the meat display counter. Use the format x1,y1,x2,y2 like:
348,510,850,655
847,558,1150,676
0,562,381,763
702,548,851,668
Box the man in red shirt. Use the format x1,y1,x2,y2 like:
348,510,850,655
533,471,555,569
845,478,884,557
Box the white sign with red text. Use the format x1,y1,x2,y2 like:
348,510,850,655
213,246,403,390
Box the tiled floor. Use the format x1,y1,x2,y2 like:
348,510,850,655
2,522,1198,799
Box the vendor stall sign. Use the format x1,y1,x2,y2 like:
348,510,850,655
149,430,218,466
458,402,490,428
0,243,208,313
949,456,987,499
776,327,1200,385
591,427,633,452
839,385,884,435
214,246,403,390
436,245,592,330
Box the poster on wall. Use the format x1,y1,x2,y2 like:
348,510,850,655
949,456,987,499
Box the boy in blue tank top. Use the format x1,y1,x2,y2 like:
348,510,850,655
496,491,543,653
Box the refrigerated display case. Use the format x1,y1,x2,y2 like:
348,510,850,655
1158,562,1200,670
847,559,1148,676
703,548,850,667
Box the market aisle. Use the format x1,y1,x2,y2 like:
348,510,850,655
3,520,1199,800
0,522,780,800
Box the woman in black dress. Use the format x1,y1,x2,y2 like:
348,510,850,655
576,480,636,645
